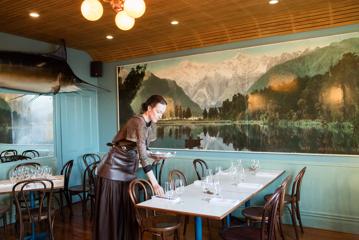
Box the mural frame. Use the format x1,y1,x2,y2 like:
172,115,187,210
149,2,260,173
116,32,359,155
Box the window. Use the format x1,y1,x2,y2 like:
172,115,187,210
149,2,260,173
0,93,54,157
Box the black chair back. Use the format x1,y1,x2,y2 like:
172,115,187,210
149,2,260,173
22,150,40,158
82,153,101,169
0,149,17,157
61,160,74,191
193,159,209,180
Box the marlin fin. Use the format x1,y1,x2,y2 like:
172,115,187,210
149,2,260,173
45,39,67,61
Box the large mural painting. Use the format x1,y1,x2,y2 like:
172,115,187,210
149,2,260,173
117,32,359,154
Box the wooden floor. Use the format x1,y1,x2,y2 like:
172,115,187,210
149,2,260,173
1,203,359,240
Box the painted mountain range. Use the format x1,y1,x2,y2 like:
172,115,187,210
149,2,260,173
249,38,359,93
154,51,306,109
131,72,202,116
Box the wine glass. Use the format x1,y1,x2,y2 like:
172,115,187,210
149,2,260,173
250,160,260,174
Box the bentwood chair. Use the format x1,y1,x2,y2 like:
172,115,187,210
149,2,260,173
68,161,100,216
220,185,283,240
13,179,56,240
129,179,182,240
22,150,40,158
264,167,307,240
0,149,17,157
1,154,31,163
82,153,101,169
168,169,189,236
242,175,291,240
53,160,74,219
193,158,209,180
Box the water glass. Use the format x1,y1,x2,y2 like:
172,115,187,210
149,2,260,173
214,181,221,197
164,181,174,199
240,167,246,182
215,166,222,175
175,179,184,195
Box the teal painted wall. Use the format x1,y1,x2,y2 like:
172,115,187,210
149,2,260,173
0,32,99,188
97,24,359,234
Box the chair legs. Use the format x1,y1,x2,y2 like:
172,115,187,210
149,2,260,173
295,201,304,233
288,203,300,240
183,216,189,236
278,216,285,240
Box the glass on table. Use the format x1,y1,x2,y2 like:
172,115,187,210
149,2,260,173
215,166,222,175
164,181,174,199
249,159,260,174
174,179,184,195
213,181,222,198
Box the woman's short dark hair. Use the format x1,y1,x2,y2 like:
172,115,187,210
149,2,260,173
141,95,167,112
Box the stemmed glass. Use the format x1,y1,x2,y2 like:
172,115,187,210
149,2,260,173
250,160,260,174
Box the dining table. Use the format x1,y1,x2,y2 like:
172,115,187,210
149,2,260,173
0,175,65,240
137,169,284,240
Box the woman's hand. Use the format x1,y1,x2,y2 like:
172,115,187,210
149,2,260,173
146,170,164,196
152,183,164,196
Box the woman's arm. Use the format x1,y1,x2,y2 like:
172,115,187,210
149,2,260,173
146,170,164,196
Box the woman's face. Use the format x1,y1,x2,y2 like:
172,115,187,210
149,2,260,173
147,103,166,123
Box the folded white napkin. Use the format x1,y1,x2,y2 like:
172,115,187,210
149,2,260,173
209,197,239,206
152,195,181,203
255,172,277,178
237,182,263,189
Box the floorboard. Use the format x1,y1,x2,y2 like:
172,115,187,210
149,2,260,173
1,203,358,240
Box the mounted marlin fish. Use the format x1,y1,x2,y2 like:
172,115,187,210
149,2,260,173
0,40,107,94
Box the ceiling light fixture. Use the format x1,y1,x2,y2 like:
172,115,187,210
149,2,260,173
81,0,146,31
106,35,114,39
269,0,279,4
29,12,40,18
171,20,179,25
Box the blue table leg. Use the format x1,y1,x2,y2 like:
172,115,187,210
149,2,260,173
226,214,231,227
245,200,250,207
30,192,35,240
195,216,202,240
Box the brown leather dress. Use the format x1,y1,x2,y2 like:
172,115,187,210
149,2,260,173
93,115,156,240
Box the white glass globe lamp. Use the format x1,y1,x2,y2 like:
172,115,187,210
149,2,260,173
124,0,146,18
115,11,135,30
81,0,103,21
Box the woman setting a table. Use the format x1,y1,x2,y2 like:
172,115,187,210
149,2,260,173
93,95,168,240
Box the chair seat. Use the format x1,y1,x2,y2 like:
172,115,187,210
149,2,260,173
264,193,294,203
221,225,261,240
68,185,89,193
242,206,265,221
142,214,181,232
18,208,56,222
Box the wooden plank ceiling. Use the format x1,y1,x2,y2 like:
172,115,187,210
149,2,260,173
0,0,359,62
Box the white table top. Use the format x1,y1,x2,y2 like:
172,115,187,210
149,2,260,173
0,175,64,194
137,169,284,220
